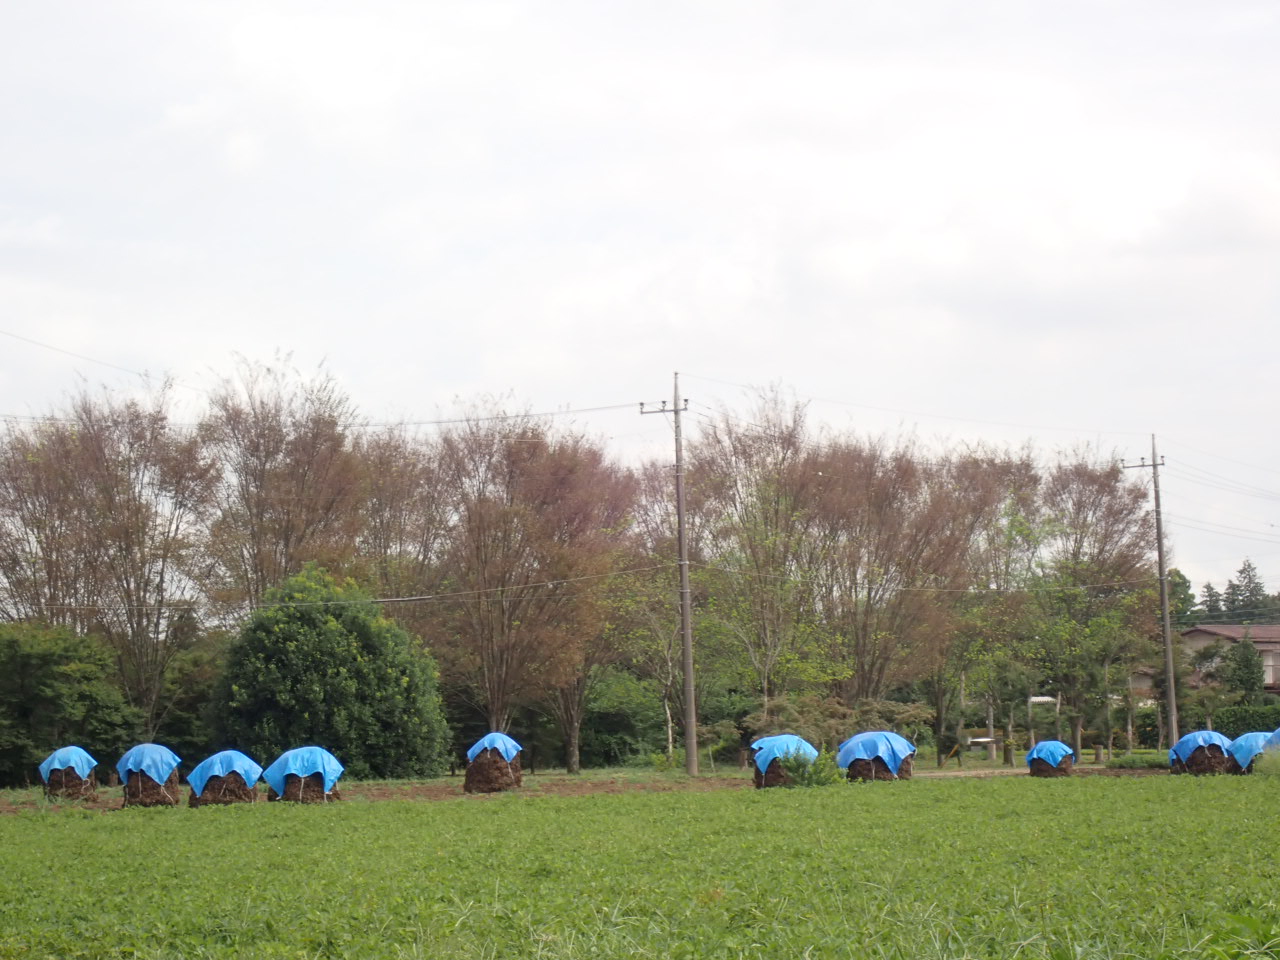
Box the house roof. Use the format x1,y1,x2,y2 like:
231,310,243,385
1181,623,1280,641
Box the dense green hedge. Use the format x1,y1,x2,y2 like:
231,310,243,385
1208,705,1280,740
1135,704,1280,746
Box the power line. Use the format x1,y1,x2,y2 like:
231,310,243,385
1162,436,1280,479
692,561,1159,595
682,372,1149,438
0,328,207,396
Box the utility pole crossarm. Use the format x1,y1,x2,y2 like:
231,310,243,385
639,373,698,776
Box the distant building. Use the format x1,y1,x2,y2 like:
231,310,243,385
1180,624,1280,692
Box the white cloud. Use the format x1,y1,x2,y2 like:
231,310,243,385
1,1,1279,585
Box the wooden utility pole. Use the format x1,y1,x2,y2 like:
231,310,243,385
1122,435,1179,745
640,373,698,775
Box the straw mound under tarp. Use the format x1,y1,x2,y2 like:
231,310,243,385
1226,732,1272,776
848,754,915,781
44,767,97,800
753,757,791,789
188,771,256,807
267,772,341,803
1225,756,1253,775
1171,744,1228,775
123,770,180,807
749,734,818,789
1029,756,1074,777
464,748,523,793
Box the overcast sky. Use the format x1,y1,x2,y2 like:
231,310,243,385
3,2,1279,592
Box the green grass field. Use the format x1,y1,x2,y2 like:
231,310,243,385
2,775,1278,959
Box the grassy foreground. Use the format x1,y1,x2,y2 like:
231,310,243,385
2,775,1279,959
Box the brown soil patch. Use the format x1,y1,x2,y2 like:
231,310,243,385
45,768,97,800
267,772,341,803
1072,766,1167,777
189,771,257,807
1170,745,1228,776
123,771,180,808
347,774,751,803
848,755,914,782
1225,756,1254,775
464,749,523,793
1029,756,1073,778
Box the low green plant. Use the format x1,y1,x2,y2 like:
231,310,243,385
1252,750,1280,779
5,775,1280,958
649,748,685,772
779,748,843,786
1106,753,1169,770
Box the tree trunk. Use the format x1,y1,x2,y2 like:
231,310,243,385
554,677,588,774
1005,707,1016,766
934,681,947,768
663,694,674,758
1071,714,1083,760
487,703,511,735
1103,662,1113,761
1125,696,1134,755
565,721,581,774
985,699,997,762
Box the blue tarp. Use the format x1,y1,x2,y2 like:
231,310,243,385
836,731,916,775
750,734,818,773
117,743,181,785
262,747,344,796
1267,728,1280,752
1169,730,1232,766
467,732,522,763
1026,740,1074,769
188,750,264,797
38,746,97,783
1229,732,1273,770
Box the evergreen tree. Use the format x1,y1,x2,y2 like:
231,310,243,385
218,565,449,779
1198,583,1225,623
1219,638,1266,705
1223,560,1273,622
0,624,140,787
1167,569,1196,627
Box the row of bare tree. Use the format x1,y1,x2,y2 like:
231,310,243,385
0,368,1159,766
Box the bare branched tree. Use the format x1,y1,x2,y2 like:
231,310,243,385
200,361,363,612
0,388,214,735
430,414,632,737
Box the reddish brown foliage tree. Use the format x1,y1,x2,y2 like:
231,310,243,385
200,362,363,611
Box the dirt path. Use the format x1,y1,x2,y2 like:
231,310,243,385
0,765,1173,814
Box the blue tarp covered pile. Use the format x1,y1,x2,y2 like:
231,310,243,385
38,746,98,797
188,750,263,804
467,732,522,763
1170,730,1232,774
118,743,181,785
39,746,97,783
750,734,818,787
1227,732,1273,773
837,731,916,780
1026,740,1074,776
118,743,182,806
262,747,344,802
464,732,524,793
